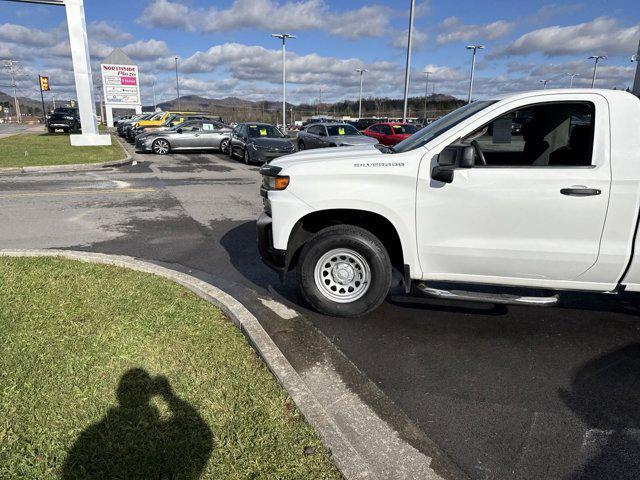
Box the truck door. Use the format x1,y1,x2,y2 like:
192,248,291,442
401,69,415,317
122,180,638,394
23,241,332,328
417,98,611,285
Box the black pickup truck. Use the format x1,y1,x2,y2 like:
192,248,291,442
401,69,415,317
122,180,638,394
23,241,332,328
46,107,81,133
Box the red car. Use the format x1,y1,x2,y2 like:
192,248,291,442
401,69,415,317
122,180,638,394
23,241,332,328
362,122,421,146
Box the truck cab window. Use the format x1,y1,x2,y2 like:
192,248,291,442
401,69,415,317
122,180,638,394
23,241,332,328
463,102,595,167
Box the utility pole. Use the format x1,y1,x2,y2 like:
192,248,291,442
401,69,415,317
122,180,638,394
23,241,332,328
174,56,181,110
423,70,432,119
3,60,22,123
356,68,367,119
52,93,56,109
631,40,640,96
566,73,580,88
152,80,157,111
271,33,295,133
402,0,415,122
466,45,484,103
588,55,606,88
539,79,550,89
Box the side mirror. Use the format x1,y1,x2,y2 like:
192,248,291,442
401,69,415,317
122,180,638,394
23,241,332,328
431,145,475,184
176,128,183,134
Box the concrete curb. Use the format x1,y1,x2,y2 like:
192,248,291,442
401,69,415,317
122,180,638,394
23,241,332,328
0,249,374,480
0,135,132,176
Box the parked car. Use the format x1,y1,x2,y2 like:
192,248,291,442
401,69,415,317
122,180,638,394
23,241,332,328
354,118,384,131
135,119,232,155
117,114,153,137
296,123,378,150
132,113,223,139
227,123,294,165
362,122,421,146
46,107,80,133
113,115,132,127
257,89,640,317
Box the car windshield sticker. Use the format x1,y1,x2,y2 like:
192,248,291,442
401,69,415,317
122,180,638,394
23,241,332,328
203,123,214,131
260,128,268,136
338,127,346,135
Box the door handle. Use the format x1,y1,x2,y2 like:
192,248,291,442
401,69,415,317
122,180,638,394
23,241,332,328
560,187,601,196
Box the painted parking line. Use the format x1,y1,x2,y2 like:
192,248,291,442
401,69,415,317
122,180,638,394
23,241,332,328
0,187,156,199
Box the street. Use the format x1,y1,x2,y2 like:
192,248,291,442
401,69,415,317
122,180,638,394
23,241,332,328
2,145,640,480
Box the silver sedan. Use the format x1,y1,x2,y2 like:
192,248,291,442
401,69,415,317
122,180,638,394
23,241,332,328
135,120,232,155
296,123,379,150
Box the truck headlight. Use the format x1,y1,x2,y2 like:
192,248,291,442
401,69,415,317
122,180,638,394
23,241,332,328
260,164,289,191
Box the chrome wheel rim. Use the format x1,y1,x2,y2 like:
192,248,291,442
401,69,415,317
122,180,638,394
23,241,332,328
220,139,229,153
154,140,169,155
314,248,371,303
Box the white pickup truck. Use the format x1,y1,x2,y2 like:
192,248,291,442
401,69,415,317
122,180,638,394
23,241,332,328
258,89,640,317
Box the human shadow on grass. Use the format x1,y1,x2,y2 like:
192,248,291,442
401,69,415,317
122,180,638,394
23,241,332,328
62,368,213,480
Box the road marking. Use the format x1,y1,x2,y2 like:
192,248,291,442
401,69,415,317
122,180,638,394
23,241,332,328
0,187,156,199
259,297,299,319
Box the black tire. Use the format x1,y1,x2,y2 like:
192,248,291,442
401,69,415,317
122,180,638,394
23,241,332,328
298,140,306,151
63,129,69,134
296,225,392,317
47,127,54,134
243,148,251,165
220,138,229,155
152,138,171,155
228,143,235,159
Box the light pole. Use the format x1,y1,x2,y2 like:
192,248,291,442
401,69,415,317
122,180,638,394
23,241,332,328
3,60,22,123
271,33,295,133
466,45,484,103
565,73,580,88
588,55,606,88
539,79,550,89
152,80,157,111
174,57,181,110
402,0,415,122
632,43,640,95
423,70,432,119
355,68,367,119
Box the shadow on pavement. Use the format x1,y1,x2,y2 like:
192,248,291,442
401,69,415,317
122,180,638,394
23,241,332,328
62,368,213,480
562,344,640,480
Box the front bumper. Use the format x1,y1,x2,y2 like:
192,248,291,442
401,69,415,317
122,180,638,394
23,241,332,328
257,212,288,277
135,137,152,152
253,148,294,163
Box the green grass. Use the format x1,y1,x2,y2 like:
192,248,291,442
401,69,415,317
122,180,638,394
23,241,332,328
0,257,340,480
0,133,127,168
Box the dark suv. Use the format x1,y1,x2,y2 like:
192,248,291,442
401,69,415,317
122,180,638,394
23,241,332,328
46,107,80,133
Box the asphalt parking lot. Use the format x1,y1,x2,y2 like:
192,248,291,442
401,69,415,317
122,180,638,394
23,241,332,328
2,144,640,480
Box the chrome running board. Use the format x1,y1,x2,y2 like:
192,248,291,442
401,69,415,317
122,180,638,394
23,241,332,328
416,283,559,307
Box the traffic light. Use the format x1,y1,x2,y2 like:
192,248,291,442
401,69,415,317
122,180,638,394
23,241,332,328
39,75,50,92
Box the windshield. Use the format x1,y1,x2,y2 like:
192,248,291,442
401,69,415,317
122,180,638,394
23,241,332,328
392,124,420,135
327,124,360,136
393,101,497,153
247,125,283,138
53,108,76,115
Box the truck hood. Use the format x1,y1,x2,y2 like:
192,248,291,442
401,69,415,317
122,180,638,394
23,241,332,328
272,144,383,168
331,135,378,146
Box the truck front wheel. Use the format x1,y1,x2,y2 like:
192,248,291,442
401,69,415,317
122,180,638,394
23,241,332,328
297,225,391,317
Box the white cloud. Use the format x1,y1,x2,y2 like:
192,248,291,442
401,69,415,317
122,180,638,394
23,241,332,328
0,23,58,47
138,0,391,39
496,17,640,57
89,21,133,43
122,39,171,60
389,28,428,50
436,17,515,44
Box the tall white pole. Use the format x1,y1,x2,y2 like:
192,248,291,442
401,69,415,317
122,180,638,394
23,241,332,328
466,45,484,103
423,71,431,119
356,69,367,119
271,33,295,133
282,38,286,130
4,60,22,123
402,0,415,122
152,80,157,111
64,0,109,145
633,40,640,96
589,55,606,88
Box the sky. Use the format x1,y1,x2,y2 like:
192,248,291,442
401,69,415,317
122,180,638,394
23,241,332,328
0,0,639,105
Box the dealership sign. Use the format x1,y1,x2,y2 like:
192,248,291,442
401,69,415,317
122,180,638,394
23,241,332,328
101,64,141,105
